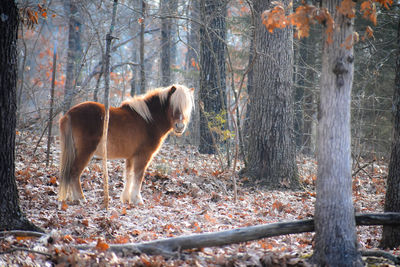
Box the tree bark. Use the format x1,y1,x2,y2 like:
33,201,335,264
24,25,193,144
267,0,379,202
185,0,200,145
139,0,146,94
160,0,177,87
380,17,400,249
199,0,227,154
63,0,82,113
242,0,299,189
313,0,362,265
160,0,171,86
130,0,140,96
0,1,42,232
76,213,400,256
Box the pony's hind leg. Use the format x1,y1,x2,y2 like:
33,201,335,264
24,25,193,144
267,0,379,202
66,144,97,203
121,158,134,204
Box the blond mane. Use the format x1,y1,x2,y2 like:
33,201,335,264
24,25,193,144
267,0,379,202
122,84,194,123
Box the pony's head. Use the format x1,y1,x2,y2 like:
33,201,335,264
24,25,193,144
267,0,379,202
165,84,195,135
123,84,195,135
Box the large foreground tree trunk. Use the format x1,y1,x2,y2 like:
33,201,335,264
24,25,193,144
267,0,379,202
380,18,400,249
0,1,42,232
242,0,299,189
312,0,362,265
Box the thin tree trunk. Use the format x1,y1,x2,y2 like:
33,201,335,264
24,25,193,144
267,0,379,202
380,17,400,249
101,0,118,209
312,0,362,265
139,0,146,94
46,41,57,167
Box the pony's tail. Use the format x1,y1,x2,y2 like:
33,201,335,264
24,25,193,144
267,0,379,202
58,115,75,201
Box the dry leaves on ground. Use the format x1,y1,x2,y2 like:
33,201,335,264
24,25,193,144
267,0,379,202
0,131,396,266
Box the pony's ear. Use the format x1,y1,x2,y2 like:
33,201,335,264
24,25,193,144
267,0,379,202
168,85,177,98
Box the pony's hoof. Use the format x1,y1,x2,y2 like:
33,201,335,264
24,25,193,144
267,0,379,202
129,196,144,206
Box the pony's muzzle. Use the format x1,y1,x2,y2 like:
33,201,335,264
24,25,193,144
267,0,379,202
174,122,185,134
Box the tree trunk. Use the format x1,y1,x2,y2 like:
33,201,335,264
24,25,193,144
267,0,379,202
63,0,82,113
0,1,42,232
139,0,146,94
242,0,299,189
380,18,400,249
160,0,176,86
130,0,140,97
312,0,362,265
185,0,200,145
199,0,227,154
160,0,170,86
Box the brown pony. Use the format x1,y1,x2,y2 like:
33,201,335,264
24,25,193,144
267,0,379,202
58,84,194,205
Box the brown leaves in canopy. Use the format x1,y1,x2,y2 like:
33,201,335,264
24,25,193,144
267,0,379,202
262,2,288,33
337,0,356,18
20,4,49,29
262,3,335,44
262,0,393,45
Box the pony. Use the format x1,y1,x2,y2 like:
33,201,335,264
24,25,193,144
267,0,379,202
58,84,194,205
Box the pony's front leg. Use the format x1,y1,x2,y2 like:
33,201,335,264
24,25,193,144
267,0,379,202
129,155,150,205
121,158,134,204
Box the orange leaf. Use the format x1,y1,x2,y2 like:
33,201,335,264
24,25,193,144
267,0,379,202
49,176,57,185
61,201,68,211
121,207,127,215
63,234,73,242
75,237,88,244
138,17,144,24
110,210,119,220
131,229,141,236
272,200,284,212
365,26,374,39
337,0,356,18
16,236,33,241
204,212,216,223
95,239,109,251
115,236,130,244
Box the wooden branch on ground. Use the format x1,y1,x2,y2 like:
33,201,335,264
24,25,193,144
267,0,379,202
361,250,400,264
0,230,45,238
76,213,400,256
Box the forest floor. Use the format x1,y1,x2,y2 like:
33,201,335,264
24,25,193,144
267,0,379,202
0,130,398,266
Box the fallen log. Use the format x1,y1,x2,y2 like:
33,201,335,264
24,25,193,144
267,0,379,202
76,212,400,256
